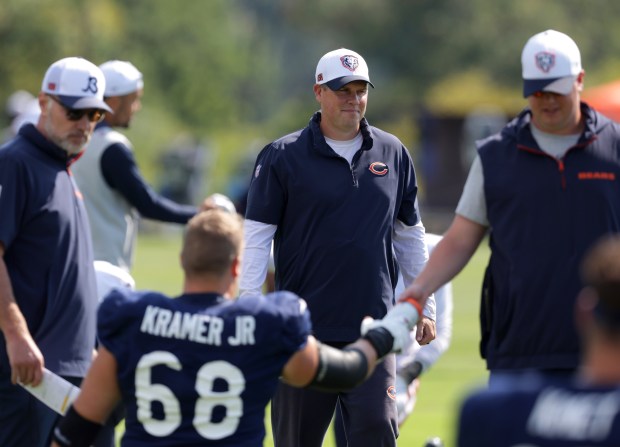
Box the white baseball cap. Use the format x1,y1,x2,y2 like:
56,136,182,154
99,60,144,97
41,57,112,112
208,193,237,214
315,48,374,90
521,30,582,98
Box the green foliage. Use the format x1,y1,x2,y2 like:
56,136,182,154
121,1,277,129
3,0,620,197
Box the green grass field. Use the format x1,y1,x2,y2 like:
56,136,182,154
129,229,491,447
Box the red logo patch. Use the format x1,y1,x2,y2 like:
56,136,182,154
369,162,389,176
386,385,396,400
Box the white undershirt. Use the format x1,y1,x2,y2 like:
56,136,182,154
324,133,363,165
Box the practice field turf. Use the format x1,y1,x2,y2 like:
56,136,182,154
127,230,491,446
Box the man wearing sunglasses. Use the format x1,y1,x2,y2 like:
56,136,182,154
0,57,116,447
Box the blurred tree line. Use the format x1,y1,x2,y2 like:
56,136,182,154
3,0,620,195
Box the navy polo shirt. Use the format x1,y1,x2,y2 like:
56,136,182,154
0,124,97,377
246,112,420,342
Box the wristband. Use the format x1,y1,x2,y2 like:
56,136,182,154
399,297,423,319
362,327,394,359
52,406,103,447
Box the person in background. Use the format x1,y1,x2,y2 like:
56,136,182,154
400,29,620,386
50,209,422,447
394,233,453,427
240,47,436,447
458,234,620,446
334,233,453,445
71,60,230,301
0,57,114,447
1,90,40,142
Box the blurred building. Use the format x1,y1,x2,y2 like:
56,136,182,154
418,106,506,232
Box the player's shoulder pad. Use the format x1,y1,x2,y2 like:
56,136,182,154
235,291,307,319
260,291,312,350
264,291,307,315
97,288,167,337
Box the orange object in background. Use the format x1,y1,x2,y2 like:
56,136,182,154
582,80,620,123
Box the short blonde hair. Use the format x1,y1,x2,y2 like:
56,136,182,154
181,209,243,278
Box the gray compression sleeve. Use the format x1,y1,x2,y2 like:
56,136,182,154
307,343,369,392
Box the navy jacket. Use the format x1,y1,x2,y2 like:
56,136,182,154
246,112,421,342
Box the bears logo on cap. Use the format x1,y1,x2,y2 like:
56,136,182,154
535,52,555,73
341,55,359,72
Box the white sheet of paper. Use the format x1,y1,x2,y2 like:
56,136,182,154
20,368,80,415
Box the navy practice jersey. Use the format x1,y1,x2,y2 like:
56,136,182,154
98,289,312,446
458,380,620,446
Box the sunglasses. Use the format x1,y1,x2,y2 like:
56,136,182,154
531,91,563,98
47,95,106,123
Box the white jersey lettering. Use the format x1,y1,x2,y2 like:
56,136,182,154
228,316,256,346
139,305,231,346
527,388,620,441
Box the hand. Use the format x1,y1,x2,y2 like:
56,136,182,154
416,317,436,345
6,331,44,386
360,299,422,353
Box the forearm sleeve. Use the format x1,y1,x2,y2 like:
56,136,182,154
52,406,103,447
307,344,369,392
